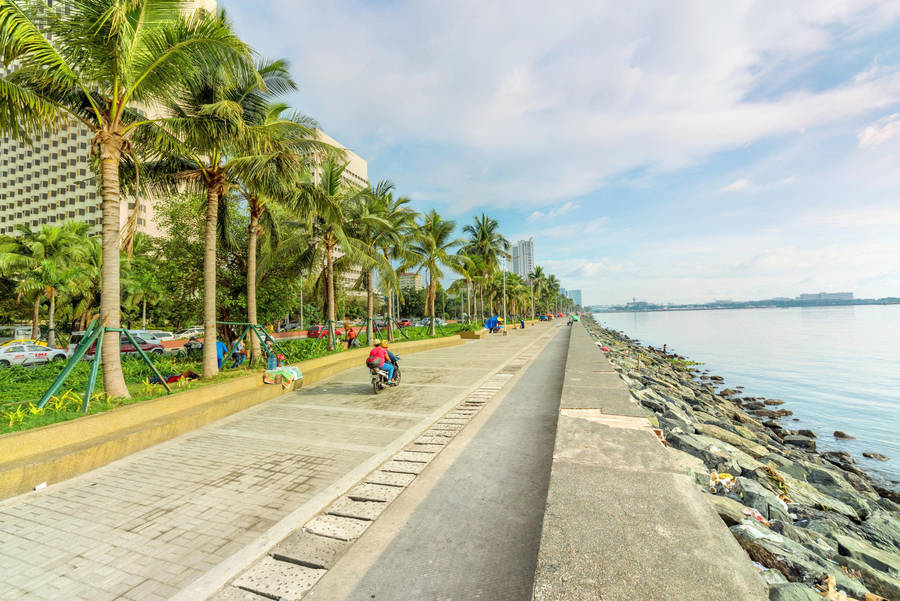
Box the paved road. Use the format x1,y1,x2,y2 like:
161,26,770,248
302,327,569,601
0,325,554,601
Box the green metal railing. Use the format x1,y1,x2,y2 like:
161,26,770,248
37,319,172,412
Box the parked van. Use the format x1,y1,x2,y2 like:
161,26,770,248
0,325,35,345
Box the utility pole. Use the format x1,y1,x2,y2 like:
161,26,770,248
502,256,507,329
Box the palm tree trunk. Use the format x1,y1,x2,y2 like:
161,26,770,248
385,285,394,342
47,294,56,348
480,285,485,324
31,296,40,339
202,185,219,378
99,148,129,398
142,299,147,330
247,206,261,363
429,276,436,336
325,242,336,351
366,270,374,344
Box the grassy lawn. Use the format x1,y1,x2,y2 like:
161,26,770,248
0,324,477,435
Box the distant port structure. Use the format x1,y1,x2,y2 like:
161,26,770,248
592,291,899,312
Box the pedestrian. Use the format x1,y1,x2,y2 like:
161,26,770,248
231,340,246,368
215,339,228,369
347,326,359,348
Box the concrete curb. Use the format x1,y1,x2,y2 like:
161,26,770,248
0,335,464,500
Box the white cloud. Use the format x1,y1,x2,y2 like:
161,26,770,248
717,178,751,192
527,200,580,222
858,113,900,148
224,0,900,212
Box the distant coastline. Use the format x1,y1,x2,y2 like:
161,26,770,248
592,298,900,313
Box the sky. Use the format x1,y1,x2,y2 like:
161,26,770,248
221,0,900,306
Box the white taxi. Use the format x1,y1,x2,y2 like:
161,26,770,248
0,343,67,367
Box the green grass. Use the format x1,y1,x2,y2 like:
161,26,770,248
0,324,470,435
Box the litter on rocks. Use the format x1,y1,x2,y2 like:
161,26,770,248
709,470,736,494
742,507,770,526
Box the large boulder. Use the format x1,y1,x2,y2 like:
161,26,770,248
705,494,750,526
730,524,871,599
695,423,770,458
782,435,815,450
767,583,823,601
737,477,790,522
666,447,709,487
834,534,900,600
666,432,743,475
860,510,900,554
805,466,878,520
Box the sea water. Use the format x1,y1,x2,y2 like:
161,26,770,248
593,305,900,483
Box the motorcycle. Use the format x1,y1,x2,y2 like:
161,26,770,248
370,357,400,394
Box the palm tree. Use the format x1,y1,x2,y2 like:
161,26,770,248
346,181,404,345
232,64,323,361
368,185,417,342
0,222,91,347
528,266,547,319
411,210,465,336
154,56,314,375
0,0,250,396
461,214,509,322
292,158,359,351
545,274,561,313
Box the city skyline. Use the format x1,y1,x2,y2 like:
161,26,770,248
221,0,900,305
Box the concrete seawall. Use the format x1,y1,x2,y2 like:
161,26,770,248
532,323,768,600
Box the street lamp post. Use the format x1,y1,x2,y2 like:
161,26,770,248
502,257,507,329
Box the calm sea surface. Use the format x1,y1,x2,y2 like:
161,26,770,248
593,305,900,483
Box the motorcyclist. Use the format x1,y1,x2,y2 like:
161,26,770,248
366,339,395,384
382,341,399,383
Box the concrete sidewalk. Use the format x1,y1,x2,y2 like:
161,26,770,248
0,325,555,601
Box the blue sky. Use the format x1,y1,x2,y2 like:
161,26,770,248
222,0,900,305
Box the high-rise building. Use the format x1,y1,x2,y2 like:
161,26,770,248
311,129,369,298
568,289,583,307
511,237,535,279
0,0,217,238
398,272,423,291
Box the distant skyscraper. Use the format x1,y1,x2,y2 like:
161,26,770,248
511,237,535,278
569,289,583,307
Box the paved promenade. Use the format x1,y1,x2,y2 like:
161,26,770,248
299,324,568,601
0,325,556,601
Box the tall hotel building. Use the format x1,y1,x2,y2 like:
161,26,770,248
511,237,535,279
0,0,217,238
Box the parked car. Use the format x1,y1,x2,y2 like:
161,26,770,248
307,325,345,339
175,327,204,339
0,338,47,347
0,325,35,345
128,330,164,345
397,318,413,328
416,317,447,327
149,330,174,342
0,343,67,366
68,332,164,359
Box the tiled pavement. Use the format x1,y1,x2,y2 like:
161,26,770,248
0,325,555,601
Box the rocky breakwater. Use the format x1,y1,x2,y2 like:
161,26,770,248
583,315,900,601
